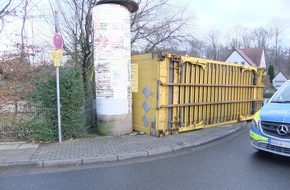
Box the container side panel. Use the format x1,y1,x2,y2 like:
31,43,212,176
132,53,265,136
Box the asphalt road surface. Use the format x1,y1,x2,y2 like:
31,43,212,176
1,126,290,190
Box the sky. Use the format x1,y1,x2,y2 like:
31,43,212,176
186,0,290,43
1,0,290,57
0,1,53,60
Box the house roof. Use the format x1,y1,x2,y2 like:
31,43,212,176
222,47,264,67
235,49,257,67
273,71,288,81
242,47,264,67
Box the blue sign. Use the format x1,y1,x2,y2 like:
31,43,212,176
53,33,64,49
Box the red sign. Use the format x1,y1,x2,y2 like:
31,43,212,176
53,33,64,49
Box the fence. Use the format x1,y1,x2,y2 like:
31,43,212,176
0,101,55,142
132,53,265,136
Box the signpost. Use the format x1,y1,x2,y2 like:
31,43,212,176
52,34,63,143
51,36,63,143
52,10,63,143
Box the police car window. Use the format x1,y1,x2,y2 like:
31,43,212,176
271,81,290,102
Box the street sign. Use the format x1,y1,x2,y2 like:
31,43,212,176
53,33,64,49
51,49,63,67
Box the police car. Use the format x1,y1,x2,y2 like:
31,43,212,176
250,80,290,157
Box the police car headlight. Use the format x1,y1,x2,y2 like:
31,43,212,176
251,119,261,129
252,110,261,129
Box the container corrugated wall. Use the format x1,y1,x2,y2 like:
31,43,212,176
132,53,265,136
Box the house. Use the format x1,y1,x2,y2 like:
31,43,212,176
222,47,266,69
272,72,288,89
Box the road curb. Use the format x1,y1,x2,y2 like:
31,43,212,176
82,155,118,164
0,124,243,169
146,147,174,156
193,126,242,147
117,151,148,161
0,160,42,168
43,159,83,167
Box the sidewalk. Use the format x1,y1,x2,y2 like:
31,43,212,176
0,122,245,168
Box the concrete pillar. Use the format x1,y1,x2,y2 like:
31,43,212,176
92,0,138,135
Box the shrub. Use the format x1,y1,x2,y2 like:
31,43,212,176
267,65,275,83
18,67,86,141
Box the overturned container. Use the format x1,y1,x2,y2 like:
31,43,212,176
132,53,265,137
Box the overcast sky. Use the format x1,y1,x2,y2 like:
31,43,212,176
1,0,290,55
185,0,290,42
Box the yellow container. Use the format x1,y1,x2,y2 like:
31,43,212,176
132,53,265,136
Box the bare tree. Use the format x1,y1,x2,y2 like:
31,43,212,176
270,18,287,65
51,0,195,92
17,0,44,63
187,38,206,58
251,27,272,48
48,0,97,127
0,0,21,33
50,0,96,96
0,0,13,19
226,25,250,49
131,0,195,53
205,30,224,60
20,0,28,62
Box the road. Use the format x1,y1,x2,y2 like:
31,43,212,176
1,126,290,190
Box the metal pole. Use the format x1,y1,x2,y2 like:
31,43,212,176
56,66,62,143
55,9,62,143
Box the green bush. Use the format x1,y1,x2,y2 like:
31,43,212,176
18,67,86,141
17,111,56,141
